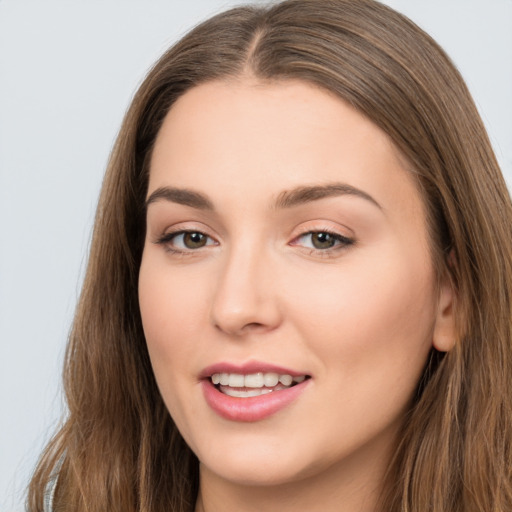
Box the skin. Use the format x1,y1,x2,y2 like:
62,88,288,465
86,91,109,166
138,79,455,512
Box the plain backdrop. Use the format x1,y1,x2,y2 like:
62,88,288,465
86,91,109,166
1,1,511,510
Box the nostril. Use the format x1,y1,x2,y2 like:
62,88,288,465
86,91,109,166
245,322,265,330
213,319,271,336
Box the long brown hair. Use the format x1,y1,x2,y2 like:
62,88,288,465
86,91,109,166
28,1,512,510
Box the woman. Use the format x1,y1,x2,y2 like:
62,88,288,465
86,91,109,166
27,0,512,511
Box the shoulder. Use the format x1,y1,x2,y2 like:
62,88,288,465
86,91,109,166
42,456,64,512
43,471,58,512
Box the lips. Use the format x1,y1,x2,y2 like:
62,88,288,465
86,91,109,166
200,362,311,422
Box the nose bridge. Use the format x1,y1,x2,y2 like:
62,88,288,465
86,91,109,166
210,236,281,336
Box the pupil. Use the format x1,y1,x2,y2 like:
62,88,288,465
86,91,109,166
184,232,206,248
313,232,335,249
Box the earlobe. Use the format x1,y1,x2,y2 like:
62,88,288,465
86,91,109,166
432,270,457,353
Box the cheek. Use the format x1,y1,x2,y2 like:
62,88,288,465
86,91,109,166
138,255,208,379
281,250,437,449
284,243,437,378
138,256,210,434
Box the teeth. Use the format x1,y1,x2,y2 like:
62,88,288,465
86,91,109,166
210,372,307,390
279,374,293,386
264,373,279,387
228,374,244,387
245,373,264,388
222,387,274,398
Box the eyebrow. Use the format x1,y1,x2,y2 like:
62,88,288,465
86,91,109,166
273,183,382,210
146,187,214,210
145,183,381,211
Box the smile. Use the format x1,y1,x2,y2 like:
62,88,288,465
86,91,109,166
211,372,307,397
201,365,311,422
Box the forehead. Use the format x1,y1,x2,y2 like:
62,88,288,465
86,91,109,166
149,79,423,222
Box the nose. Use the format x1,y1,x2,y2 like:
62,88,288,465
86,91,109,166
210,244,283,337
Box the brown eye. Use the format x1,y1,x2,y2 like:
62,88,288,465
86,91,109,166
155,230,216,252
293,231,355,252
183,232,207,249
311,232,338,249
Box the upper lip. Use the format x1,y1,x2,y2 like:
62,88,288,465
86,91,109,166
199,360,309,379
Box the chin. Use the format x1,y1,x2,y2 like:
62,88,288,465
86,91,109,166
199,455,315,487
193,431,337,489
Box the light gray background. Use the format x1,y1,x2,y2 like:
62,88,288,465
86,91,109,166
1,1,511,510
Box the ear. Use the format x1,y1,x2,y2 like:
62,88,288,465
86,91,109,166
432,267,457,352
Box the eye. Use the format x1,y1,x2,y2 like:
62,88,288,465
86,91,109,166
293,230,354,251
155,230,217,252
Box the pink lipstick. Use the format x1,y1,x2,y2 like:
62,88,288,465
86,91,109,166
200,361,311,422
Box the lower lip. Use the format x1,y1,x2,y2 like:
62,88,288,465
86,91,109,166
201,379,310,422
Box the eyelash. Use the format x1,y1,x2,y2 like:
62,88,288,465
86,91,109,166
154,228,355,257
154,230,217,255
292,228,355,256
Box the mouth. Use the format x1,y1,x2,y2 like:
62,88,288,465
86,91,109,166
210,372,310,398
200,362,312,421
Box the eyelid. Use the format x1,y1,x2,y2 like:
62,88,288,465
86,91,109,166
289,220,354,240
291,230,354,246
159,230,216,245
289,224,356,255
153,227,219,254
151,222,355,256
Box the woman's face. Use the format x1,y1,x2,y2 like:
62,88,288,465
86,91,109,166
139,80,454,489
